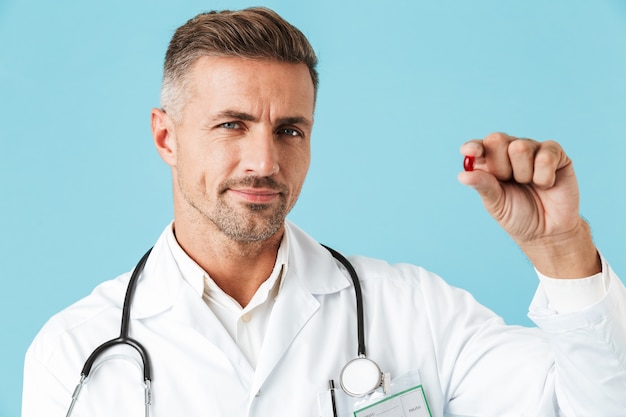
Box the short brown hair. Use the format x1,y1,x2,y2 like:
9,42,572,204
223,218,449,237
160,7,319,121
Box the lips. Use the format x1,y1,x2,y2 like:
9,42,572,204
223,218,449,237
220,176,288,204
228,188,281,204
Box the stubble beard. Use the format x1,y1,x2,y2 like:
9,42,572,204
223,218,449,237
210,196,289,243
184,175,295,244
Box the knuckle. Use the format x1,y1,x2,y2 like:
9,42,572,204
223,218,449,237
508,139,535,158
484,132,510,147
534,147,558,168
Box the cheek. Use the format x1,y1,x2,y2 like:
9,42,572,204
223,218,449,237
283,146,310,177
179,143,237,186
299,146,312,177
285,148,311,197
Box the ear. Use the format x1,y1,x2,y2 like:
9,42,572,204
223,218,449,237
151,108,177,167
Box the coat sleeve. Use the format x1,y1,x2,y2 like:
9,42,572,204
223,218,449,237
424,256,626,417
528,258,626,415
22,346,74,417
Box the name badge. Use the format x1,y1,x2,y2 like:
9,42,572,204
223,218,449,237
353,385,431,417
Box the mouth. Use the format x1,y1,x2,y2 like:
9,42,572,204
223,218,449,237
220,176,288,205
228,188,281,204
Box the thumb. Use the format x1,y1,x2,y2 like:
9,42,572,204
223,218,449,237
458,170,505,215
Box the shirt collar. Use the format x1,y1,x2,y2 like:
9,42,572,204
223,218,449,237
165,223,290,302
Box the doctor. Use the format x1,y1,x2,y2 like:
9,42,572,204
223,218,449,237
23,7,626,417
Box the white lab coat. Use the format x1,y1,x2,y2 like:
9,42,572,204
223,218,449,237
23,221,626,417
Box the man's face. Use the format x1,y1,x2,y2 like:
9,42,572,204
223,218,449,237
161,56,314,243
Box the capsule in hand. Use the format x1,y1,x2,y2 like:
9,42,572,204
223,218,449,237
463,155,475,171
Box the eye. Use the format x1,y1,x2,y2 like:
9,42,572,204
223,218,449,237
277,128,303,138
219,121,242,130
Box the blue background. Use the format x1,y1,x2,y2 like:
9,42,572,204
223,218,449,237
1,0,625,415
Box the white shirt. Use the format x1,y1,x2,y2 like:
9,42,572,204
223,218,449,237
538,270,607,313
165,224,288,367
22,221,626,417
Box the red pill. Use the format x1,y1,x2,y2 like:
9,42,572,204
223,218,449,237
463,155,475,171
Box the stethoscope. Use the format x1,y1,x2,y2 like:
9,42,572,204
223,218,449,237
66,245,387,416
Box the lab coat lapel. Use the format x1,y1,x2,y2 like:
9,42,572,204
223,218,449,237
134,229,254,381
251,271,320,395
171,284,255,379
170,284,231,348
134,228,241,359
250,221,352,395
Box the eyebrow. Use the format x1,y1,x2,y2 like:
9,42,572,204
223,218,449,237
214,110,313,128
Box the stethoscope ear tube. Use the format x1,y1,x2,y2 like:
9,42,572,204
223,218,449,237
67,248,154,417
120,249,153,345
80,337,152,380
80,248,153,381
321,245,366,358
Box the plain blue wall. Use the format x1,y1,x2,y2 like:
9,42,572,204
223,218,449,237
2,0,625,415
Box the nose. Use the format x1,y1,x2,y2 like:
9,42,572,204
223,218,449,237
241,128,279,177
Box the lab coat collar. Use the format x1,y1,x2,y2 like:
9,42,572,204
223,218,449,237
128,227,183,319
129,221,352,320
283,220,352,295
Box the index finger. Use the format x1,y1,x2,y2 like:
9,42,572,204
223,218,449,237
460,140,485,172
460,139,484,158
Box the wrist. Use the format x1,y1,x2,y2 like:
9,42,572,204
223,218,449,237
518,218,601,279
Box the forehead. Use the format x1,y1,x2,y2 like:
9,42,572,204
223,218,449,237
183,56,315,118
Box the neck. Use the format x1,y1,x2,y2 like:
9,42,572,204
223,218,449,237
173,220,284,307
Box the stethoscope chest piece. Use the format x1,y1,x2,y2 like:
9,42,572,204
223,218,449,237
339,356,384,397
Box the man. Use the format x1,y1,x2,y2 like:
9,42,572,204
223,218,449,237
23,7,626,417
